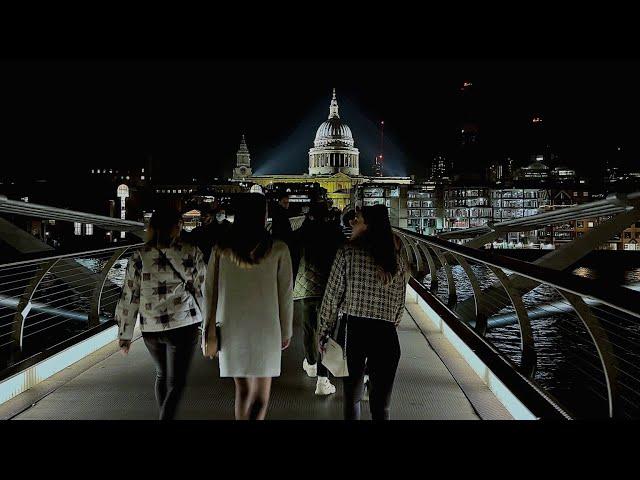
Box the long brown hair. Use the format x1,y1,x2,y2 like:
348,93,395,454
354,204,399,283
217,193,273,267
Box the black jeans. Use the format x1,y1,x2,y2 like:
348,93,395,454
142,323,199,420
343,316,400,420
300,298,328,377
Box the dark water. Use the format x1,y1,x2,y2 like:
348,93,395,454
421,252,640,419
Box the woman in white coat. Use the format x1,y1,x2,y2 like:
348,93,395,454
203,193,293,420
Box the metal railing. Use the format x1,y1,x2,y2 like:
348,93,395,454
393,227,640,419
0,244,144,371
0,215,306,376
0,197,146,233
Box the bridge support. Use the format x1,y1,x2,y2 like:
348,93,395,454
88,246,130,328
11,259,61,354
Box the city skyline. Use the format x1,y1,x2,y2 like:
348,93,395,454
1,60,639,183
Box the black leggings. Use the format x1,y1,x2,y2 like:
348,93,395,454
301,298,328,377
343,316,400,420
142,323,199,420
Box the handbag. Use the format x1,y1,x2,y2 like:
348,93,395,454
322,247,355,378
321,313,349,377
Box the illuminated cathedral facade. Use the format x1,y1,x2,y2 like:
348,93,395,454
238,89,410,210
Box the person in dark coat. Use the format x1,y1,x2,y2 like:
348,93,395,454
342,209,356,240
270,192,300,280
295,200,345,395
184,205,231,264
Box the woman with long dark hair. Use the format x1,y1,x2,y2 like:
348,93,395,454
319,204,409,420
115,206,206,420
202,193,293,420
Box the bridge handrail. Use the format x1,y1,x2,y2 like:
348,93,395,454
0,197,145,231
393,226,640,418
407,276,573,419
395,227,640,320
0,215,305,374
0,243,146,270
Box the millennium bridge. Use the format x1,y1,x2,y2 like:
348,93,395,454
0,193,639,419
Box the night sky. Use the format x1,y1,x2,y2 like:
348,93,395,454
1,59,639,182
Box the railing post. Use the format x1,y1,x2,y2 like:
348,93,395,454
432,247,457,306
11,258,61,352
410,239,426,275
486,266,537,378
397,233,416,272
556,289,620,418
416,242,439,292
88,246,130,328
450,252,489,335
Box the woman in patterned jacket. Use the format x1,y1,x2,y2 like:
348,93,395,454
319,204,410,420
115,206,206,420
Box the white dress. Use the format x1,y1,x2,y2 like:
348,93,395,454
204,240,293,377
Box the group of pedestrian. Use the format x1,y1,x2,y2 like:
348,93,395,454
115,192,409,420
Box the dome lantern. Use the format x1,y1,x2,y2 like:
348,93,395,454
329,87,339,119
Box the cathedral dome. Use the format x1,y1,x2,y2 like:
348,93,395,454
314,118,354,147
308,89,360,176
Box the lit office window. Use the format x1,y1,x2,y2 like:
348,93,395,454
74,222,82,235
588,222,594,228
85,224,93,235
121,231,126,239
141,176,145,180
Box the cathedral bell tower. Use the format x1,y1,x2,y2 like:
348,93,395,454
233,134,252,180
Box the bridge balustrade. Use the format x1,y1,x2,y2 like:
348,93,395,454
394,227,640,419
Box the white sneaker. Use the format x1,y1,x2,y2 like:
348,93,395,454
303,358,317,378
363,375,370,401
315,376,336,396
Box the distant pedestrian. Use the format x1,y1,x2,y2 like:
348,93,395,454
184,205,231,263
202,193,293,420
270,192,301,280
115,206,206,420
296,201,345,395
319,204,410,420
342,209,356,240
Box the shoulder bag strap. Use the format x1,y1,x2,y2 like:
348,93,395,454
209,246,221,326
154,246,202,314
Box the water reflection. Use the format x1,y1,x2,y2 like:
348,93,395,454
421,260,640,418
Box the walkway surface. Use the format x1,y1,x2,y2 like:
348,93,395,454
8,302,511,420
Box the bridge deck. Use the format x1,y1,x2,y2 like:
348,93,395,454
7,303,510,420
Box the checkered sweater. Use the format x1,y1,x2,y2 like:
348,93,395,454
115,241,207,341
319,242,409,340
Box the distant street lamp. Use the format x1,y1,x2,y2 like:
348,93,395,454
117,184,130,240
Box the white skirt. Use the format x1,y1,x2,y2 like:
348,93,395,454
218,318,282,377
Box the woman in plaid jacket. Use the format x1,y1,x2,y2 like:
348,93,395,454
319,204,410,420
